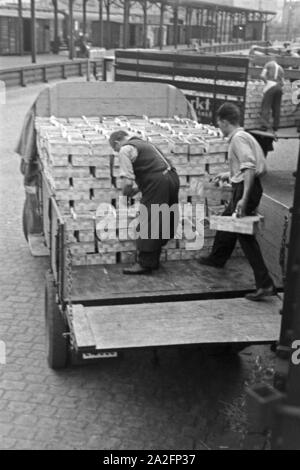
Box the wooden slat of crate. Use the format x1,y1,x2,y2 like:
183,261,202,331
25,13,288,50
170,140,189,154
190,153,226,165
187,140,206,155
179,176,189,187
206,162,229,175
168,155,188,166
91,145,112,156
176,165,206,176
55,189,89,201
86,253,117,265
52,166,90,178
65,217,95,231
77,231,95,243
72,177,112,190
210,215,264,235
95,168,111,178
52,178,71,190
207,142,228,154
97,240,136,253
49,155,69,166
68,242,96,256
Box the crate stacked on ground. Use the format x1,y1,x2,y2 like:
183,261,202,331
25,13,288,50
35,115,237,266
244,80,300,130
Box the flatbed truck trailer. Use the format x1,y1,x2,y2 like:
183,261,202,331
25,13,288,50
19,81,286,369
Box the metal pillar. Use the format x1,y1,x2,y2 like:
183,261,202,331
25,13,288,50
220,10,224,43
30,0,36,63
98,0,104,47
186,7,192,46
173,6,178,49
229,13,233,42
209,9,213,44
159,3,165,50
123,0,130,49
105,0,111,49
18,0,23,56
142,0,148,48
83,0,87,35
199,8,203,45
214,8,218,43
69,0,74,59
52,0,58,47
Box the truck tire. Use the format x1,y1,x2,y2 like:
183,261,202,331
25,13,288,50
45,270,68,369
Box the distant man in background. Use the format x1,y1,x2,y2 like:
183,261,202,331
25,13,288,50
260,58,285,134
198,103,276,301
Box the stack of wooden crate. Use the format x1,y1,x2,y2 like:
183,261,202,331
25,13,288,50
244,80,300,129
36,115,234,266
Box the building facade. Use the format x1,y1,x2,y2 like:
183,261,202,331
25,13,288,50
0,0,277,55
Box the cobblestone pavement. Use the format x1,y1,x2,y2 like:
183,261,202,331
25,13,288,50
0,82,293,450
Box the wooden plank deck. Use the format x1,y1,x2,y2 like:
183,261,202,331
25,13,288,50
71,296,281,351
71,258,256,304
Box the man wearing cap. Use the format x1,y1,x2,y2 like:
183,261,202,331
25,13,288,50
109,131,180,275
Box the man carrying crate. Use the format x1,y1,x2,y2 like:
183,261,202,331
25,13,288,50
109,130,180,275
199,103,276,301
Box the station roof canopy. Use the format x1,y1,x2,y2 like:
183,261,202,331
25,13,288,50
156,0,276,16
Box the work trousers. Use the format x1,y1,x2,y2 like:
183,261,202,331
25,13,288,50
209,178,274,289
137,169,180,269
261,85,283,132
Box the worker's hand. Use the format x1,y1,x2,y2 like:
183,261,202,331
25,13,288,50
213,172,230,184
236,198,247,218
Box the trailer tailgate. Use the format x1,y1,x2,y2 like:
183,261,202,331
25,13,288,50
70,297,281,352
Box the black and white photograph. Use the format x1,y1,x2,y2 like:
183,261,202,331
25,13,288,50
0,0,300,452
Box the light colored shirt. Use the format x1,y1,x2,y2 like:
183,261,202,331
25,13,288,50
261,61,284,92
118,145,138,180
228,128,267,184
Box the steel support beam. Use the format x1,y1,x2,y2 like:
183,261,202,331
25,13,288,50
30,0,36,63
69,0,74,59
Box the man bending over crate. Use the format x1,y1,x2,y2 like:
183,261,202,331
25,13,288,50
198,103,276,301
109,130,180,275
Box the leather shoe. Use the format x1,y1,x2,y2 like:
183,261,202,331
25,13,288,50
123,263,152,275
245,285,277,301
198,256,224,268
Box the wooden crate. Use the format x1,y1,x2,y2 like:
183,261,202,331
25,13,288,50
210,215,264,235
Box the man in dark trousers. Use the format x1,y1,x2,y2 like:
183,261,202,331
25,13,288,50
260,58,284,134
109,130,180,275
199,103,276,301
